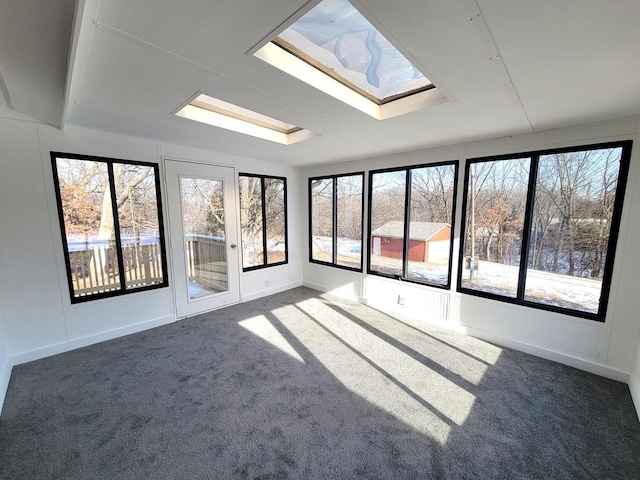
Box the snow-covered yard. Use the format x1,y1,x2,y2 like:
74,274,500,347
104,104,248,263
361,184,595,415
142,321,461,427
311,236,362,268
312,236,601,314
462,260,601,313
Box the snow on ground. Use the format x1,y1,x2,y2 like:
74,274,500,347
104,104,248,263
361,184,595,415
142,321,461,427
311,236,361,254
461,260,600,313
313,237,600,314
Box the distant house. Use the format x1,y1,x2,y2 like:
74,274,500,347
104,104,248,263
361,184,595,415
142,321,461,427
371,221,451,263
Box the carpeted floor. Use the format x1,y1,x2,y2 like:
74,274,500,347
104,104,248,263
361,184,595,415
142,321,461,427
1,287,640,479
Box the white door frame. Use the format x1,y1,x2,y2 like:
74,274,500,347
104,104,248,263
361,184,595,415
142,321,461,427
163,159,241,318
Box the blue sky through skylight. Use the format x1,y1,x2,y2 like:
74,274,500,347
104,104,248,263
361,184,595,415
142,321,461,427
276,0,431,102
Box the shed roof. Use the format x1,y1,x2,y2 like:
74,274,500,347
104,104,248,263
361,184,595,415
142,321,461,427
371,221,449,241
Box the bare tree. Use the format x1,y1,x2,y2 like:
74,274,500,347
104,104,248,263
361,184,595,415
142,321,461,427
97,164,153,240
410,164,456,224
467,158,529,264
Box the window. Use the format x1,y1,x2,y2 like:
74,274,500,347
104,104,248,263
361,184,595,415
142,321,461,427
368,161,458,287
458,141,632,321
253,0,447,119
51,152,168,303
309,172,364,271
239,174,288,270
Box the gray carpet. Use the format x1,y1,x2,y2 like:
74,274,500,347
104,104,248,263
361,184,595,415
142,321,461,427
1,287,639,479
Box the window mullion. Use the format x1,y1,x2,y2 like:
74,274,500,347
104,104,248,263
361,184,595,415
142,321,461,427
401,169,412,279
282,177,288,264
516,156,539,301
261,177,268,266
107,163,127,292
332,178,338,264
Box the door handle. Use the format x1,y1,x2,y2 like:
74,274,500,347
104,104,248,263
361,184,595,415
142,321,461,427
230,244,237,248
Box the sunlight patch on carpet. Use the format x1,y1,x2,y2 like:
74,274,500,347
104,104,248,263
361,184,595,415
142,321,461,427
297,300,477,425
366,306,504,366
239,315,305,363
272,304,458,445
342,306,495,385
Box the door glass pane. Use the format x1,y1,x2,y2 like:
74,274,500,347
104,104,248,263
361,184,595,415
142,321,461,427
311,178,334,263
461,158,530,297
180,177,228,300
406,164,456,286
114,163,164,291
524,147,623,313
370,170,406,276
55,158,121,298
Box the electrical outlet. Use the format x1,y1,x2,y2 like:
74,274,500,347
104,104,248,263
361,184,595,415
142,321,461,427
265,279,270,288
397,295,404,305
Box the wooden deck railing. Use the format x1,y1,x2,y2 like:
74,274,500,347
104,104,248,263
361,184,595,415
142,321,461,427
68,235,227,298
68,238,164,297
184,234,227,292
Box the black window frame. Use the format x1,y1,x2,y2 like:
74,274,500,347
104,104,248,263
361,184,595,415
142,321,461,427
456,140,633,322
238,173,289,272
366,160,459,289
51,152,169,304
308,171,365,272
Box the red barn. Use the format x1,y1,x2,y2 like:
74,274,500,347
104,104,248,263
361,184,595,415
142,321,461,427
371,222,451,263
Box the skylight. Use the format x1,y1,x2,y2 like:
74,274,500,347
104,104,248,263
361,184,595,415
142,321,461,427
174,93,316,145
276,0,431,103
253,0,447,119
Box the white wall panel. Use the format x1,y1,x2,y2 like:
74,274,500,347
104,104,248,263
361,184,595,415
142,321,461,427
304,263,364,301
0,120,68,355
0,312,10,413
631,341,640,420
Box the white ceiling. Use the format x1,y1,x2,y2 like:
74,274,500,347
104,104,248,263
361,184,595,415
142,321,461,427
1,0,639,166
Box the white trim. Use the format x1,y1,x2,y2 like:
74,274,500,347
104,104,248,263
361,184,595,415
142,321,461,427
630,373,640,422
0,356,12,415
10,315,176,367
241,281,303,303
458,325,630,383
254,42,448,121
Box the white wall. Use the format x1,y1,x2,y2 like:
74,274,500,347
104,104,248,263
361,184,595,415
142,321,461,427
631,340,640,421
0,311,9,414
303,116,640,381
0,117,303,380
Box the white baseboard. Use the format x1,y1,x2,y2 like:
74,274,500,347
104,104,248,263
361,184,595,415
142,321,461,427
458,324,630,383
241,281,303,303
10,315,176,367
0,356,12,415
630,374,640,422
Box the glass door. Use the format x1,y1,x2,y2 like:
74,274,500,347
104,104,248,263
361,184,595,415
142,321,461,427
164,160,240,318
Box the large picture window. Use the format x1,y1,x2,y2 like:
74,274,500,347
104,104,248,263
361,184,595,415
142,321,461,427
368,161,458,288
239,174,288,271
458,141,632,320
309,172,364,271
51,152,168,303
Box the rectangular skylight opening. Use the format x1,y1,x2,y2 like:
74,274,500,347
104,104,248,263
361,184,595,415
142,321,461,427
174,93,316,145
252,0,448,119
